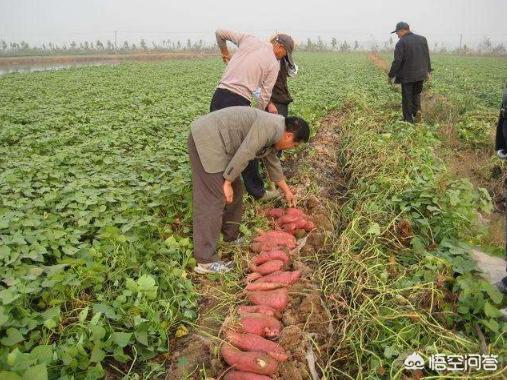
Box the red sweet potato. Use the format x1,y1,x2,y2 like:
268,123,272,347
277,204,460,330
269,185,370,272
224,371,272,380
226,331,288,362
247,288,289,312
245,282,285,291
251,241,284,253
246,272,263,283
252,250,289,265
266,208,284,218
237,305,281,319
221,344,277,375
286,208,305,218
277,214,299,225
239,313,282,338
254,231,296,248
249,260,284,275
282,222,297,234
253,270,301,286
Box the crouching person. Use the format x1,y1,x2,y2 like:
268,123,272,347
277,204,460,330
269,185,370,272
188,106,310,274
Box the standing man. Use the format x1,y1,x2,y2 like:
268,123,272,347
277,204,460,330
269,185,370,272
210,30,296,200
388,22,432,123
495,82,507,294
188,107,310,274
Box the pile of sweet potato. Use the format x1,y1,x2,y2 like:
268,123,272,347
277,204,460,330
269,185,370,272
266,208,315,235
221,209,309,379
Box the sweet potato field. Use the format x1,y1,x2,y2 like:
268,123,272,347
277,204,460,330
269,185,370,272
0,53,506,379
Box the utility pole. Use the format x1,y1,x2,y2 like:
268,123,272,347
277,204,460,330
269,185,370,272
114,30,118,50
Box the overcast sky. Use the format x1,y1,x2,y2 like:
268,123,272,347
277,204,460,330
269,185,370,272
1,0,506,48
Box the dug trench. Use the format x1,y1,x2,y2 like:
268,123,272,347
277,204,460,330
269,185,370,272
163,108,350,379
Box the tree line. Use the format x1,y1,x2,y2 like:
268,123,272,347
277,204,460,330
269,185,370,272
1,36,505,57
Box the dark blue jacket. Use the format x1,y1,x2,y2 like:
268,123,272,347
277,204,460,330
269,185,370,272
388,32,432,83
495,87,507,152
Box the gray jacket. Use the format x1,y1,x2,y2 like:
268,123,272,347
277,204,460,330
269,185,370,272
190,107,285,182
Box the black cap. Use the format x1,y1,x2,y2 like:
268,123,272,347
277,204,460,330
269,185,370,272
391,22,410,34
274,33,295,66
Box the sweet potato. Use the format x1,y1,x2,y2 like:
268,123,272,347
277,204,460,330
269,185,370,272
249,260,284,275
254,231,296,248
254,270,301,286
282,222,297,234
277,214,299,225
224,371,272,380
252,250,289,265
226,331,288,362
251,241,284,253
237,305,281,319
245,282,285,291
221,344,278,375
246,272,263,283
285,208,305,218
304,221,315,231
247,288,289,312
239,313,282,338
266,208,284,218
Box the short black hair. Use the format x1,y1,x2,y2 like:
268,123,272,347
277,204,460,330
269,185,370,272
285,116,310,143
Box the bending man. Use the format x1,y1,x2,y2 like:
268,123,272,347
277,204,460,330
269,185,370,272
188,107,309,274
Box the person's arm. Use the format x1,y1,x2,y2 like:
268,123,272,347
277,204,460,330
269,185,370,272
423,37,432,74
257,61,279,110
388,41,404,79
262,151,296,206
215,29,247,63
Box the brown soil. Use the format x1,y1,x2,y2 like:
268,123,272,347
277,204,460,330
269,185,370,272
0,52,214,66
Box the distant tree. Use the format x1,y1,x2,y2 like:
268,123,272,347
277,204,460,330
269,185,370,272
90,42,95,49
20,41,29,50
478,37,492,54
317,36,324,50
354,40,359,50
106,40,113,50
96,40,104,49
123,41,129,50
492,43,506,56
331,37,337,50
70,40,77,49
131,43,137,50
140,39,147,50
83,41,89,50
306,38,313,51
340,40,350,52
0,40,7,50
186,38,192,50
176,40,181,49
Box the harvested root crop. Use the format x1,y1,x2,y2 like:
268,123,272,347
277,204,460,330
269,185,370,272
221,344,278,375
226,331,288,362
239,312,282,338
249,260,285,275
247,287,289,312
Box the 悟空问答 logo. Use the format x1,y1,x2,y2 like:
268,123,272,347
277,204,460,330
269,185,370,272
404,352,425,370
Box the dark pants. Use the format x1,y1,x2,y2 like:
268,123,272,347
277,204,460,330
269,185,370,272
401,81,424,123
188,134,243,263
210,87,250,112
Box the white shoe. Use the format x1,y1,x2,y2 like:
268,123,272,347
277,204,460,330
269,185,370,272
193,261,233,274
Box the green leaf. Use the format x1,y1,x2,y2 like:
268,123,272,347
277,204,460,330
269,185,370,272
90,346,105,363
23,364,47,380
93,303,118,321
90,325,106,342
1,328,24,346
481,282,503,304
366,223,381,235
0,245,11,258
111,332,132,348
484,302,502,318
0,372,22,380
31,345,53,365
78,306,89,323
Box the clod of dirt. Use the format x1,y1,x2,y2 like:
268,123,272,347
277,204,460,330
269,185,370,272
312,212,333,232
279,325,305,353
277,361,311,380
166,335,212,379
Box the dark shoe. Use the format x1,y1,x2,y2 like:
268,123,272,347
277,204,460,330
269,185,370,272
496,276,507,295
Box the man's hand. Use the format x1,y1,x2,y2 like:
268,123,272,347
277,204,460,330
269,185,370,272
283,188,296,207
223,180,233,204
221,50,231,64
267,102,278,114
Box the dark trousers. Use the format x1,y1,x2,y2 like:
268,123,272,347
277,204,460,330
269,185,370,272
188,134,243,263
210,87,250,112
401,81,424,123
